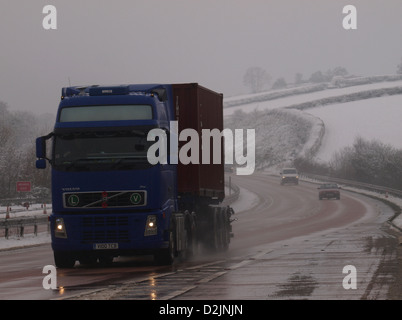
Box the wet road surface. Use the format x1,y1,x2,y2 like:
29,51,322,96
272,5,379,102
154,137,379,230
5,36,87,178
0,173,400,300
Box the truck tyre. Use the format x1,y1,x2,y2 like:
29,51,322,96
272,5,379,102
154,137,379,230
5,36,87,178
154,229,175,265
54,251,75,268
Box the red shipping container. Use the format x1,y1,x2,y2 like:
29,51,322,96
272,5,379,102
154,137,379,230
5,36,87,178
172,83,224,201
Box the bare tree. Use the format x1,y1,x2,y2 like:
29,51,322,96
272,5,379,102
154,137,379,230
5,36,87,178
243,67,271,93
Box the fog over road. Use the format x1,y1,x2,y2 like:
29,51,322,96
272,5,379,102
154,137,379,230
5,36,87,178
0,173,398,300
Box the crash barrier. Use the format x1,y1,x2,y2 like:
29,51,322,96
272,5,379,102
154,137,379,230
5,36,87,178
302,173,402,198
0,198,51,208
0,216,49,239
223,176,240,205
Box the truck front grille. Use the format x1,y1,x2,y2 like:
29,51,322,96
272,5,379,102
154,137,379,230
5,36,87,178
81,216,130,243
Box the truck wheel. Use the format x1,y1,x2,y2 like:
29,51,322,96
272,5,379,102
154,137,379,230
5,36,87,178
54,251,75,268
154,230,175,265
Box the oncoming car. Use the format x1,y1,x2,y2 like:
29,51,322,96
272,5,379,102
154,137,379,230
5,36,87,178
280,168,299,185
318,183,341,200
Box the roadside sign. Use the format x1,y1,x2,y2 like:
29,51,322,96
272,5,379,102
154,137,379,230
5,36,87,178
16,181,31,192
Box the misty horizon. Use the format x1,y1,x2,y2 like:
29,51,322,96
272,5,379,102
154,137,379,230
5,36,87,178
0,0,401,114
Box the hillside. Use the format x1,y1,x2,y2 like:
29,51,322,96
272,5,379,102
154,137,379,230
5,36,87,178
223,76,402,171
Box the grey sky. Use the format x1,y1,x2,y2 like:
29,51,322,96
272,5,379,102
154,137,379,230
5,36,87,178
1,0,402,114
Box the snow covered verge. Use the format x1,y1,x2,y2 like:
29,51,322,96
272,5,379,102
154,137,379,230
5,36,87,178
0,232,50,251
0,205,51,251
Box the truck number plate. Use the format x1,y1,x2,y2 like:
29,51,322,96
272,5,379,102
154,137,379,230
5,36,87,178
93,243,118,250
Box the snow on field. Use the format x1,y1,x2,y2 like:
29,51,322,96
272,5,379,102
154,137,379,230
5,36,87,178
224,79,402,116
224,79,402,164
308,95,402,162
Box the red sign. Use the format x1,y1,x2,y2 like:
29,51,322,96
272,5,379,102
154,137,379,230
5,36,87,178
16,181,31,192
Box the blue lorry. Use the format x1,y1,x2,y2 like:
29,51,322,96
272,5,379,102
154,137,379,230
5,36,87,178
36,83,234,268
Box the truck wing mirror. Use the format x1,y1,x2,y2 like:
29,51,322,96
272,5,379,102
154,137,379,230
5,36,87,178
36,136,47,159
35,133,54,169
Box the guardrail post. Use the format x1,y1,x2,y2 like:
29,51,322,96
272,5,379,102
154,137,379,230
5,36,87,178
19,223,24,237
5,220,9,239
34,218,38,236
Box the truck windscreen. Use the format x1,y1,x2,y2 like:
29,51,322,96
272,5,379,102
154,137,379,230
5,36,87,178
59,105,153,122
53,130,155,171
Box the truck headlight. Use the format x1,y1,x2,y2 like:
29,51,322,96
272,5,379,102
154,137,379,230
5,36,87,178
144,215,157,236
55,218,67,238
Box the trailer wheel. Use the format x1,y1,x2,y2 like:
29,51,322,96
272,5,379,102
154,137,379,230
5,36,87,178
54,251,76,268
